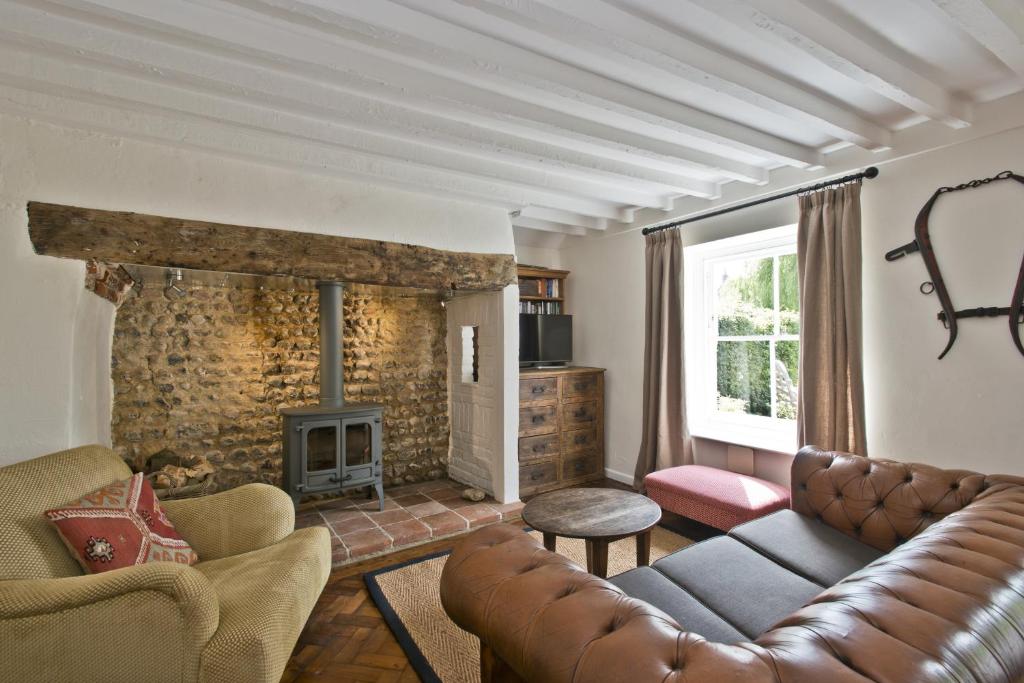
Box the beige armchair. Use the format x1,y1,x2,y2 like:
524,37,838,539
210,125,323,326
0,445,331,683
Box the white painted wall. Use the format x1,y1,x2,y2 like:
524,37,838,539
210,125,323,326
0,113,514,466
445,288,520,503
515,245,563,269
562,125,1024,482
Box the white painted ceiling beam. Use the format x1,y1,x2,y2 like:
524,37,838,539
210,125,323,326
694,0,972,128
0,41,686,210
434,0,891,150
517,207,615,232
236,0,819,170
0,4,722,198
925,0,1024,81
37,0,776,184
0,80,640,222
511,215,588,236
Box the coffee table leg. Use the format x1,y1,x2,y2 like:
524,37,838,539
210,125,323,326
586,539,609,578
542,532,557,553
636,530,651,567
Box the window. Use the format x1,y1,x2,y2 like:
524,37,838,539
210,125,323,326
685,225,799,453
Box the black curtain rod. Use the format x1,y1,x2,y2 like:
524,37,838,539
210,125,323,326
641,166,880,236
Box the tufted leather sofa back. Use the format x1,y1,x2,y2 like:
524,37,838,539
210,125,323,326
790,445,1022,551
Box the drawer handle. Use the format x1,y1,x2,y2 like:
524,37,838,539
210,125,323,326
574,435,587,445
532,445,543,452
531,414,545,424
574,461,586,471
574,382,588,391
574,409,587,418
531,386,545,394
531,470,545,481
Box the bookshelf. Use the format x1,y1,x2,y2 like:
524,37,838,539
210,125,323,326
517,265,569,315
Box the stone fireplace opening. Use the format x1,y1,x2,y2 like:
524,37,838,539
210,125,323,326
112,266,449,497
29,202,521,507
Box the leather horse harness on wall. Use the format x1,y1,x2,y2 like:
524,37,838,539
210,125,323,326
886,170,1024,359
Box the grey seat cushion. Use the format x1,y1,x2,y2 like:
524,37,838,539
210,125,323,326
729,509,885,587
609,567,746,644
653,536,823,639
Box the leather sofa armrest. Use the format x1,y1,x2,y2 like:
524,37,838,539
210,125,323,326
440,525,776,683
161,483,295,560
0,562,219,681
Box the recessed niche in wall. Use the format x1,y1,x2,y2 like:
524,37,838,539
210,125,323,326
461,325,480,383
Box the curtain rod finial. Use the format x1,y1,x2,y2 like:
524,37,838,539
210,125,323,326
864,166,879,179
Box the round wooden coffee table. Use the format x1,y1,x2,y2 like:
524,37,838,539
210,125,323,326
521,488,662,578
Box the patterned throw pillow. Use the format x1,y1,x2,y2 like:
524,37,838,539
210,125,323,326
45,472,198,574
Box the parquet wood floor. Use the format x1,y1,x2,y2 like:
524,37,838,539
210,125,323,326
282,518,524,683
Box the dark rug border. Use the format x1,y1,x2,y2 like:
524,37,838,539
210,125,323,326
362,522,697,682
363,548,453,683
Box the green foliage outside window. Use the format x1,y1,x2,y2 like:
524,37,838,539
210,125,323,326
715,253,799,418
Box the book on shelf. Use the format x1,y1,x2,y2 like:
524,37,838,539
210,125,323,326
518,275,561,300
518,300,562,315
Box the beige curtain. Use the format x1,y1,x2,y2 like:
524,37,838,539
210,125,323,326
634,229,692,491
797,183,868,455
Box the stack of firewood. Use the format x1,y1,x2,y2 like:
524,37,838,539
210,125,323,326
144,450,215,493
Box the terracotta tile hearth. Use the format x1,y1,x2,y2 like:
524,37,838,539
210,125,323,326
295,479,523,566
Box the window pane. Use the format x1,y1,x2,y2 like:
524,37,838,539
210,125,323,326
775,340,800,420
779,253,800,334
715,256,774,335
717,341,770,416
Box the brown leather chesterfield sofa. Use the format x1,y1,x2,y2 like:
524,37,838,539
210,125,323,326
440,447,1024,683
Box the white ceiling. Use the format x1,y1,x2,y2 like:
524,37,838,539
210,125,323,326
1,0,1022,240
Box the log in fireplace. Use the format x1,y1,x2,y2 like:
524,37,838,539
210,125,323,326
280,282,384,509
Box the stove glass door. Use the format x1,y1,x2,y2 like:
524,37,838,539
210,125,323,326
341,416,380,484
301,419,341,490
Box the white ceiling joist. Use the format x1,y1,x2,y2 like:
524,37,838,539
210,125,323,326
422,0,891,150
0,7,719,199
927,0,1024,81
231,0,814,170
0,81,639,221
0,0,1019,237
517,207,617,232
700,0,973,128
510,214,589,237
0,41,687,210
45,0,793,181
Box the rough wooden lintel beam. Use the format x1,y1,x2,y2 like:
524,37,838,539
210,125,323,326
27,202,517,292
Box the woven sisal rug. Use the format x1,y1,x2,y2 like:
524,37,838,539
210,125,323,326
364,527,692,683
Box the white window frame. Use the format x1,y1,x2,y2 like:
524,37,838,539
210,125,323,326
684,225,799,454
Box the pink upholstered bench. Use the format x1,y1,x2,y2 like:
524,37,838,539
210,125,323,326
644,465,790,531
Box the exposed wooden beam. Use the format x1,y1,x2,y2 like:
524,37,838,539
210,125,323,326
41,0,785,180
0,6,716,197
926,0,1024,81
697,0,972,128
0,81,636,222
27,203,518,291
437,0,890,149
0,43,688,210
517,207,612,231
180,0,818,171
511,215,588,236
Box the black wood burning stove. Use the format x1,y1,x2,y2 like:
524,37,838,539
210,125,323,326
280,282,384,509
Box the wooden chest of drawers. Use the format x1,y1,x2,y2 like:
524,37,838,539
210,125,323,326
518,367,605,497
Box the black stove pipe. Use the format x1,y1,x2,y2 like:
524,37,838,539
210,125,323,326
317,281,344,407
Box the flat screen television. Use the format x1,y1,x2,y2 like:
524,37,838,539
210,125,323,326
520,314,572,367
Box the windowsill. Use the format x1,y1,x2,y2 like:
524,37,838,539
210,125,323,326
689,423,798,455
